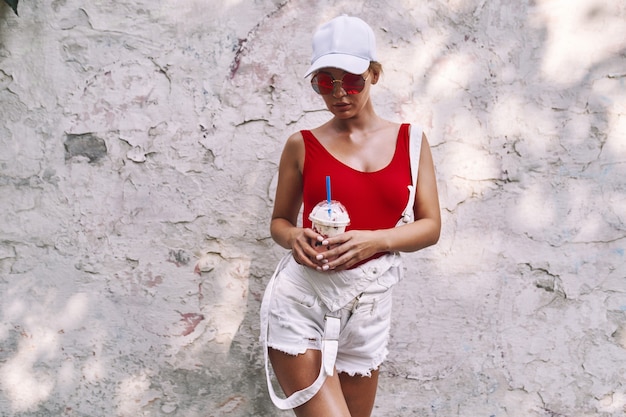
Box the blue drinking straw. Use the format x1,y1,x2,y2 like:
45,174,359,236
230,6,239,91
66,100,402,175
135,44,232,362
326,176,331,217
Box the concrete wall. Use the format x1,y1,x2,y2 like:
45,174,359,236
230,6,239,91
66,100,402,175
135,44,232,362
0,0,624,416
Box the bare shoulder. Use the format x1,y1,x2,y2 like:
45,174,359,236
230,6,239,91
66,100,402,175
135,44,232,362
286,129,304,144
280,130,306,171
308,120,335,142
373,119,401,139
283,130,305,154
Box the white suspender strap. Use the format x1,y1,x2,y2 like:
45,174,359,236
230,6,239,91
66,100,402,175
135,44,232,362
400,124,423,224
321,315,340,376
260,254,341,410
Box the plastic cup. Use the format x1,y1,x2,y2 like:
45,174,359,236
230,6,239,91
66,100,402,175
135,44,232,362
308,200,350,238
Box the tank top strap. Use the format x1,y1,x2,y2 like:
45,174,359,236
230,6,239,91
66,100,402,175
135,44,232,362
301,130,320,149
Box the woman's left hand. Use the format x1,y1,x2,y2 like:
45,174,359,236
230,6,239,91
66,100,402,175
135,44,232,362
315,230,383,271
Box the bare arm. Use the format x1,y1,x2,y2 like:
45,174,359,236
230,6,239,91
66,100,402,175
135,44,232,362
270,132,326,269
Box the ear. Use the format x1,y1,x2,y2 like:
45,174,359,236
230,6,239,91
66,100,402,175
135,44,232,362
370,70,380,85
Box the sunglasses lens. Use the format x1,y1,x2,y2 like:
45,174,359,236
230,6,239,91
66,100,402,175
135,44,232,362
311,72,366,95
311,73,334,95
342,73,365,95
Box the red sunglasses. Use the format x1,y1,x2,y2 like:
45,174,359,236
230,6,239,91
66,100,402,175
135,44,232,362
311,71,369,95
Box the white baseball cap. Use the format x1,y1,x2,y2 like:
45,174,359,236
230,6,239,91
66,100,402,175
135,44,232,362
304,15,377,78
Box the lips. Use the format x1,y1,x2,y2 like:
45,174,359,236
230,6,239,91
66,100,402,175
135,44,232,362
333,102,350,110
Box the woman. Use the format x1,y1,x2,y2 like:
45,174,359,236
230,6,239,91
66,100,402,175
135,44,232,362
261,15,441,417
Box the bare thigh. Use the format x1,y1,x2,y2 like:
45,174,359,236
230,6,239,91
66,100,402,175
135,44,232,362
269,348,352,417
339,370,379,417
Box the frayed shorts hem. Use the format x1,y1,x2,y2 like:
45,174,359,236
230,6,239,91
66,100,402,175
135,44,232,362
266,342,311,357
266,343,389,377
335,348,389,377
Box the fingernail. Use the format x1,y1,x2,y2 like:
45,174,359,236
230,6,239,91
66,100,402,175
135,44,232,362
322,259,329,264
317,235,325,242
322,240,329,245
322,264,330,271
316,254,324,260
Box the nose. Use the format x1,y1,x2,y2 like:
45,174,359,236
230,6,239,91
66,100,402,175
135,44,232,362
332,81,347,98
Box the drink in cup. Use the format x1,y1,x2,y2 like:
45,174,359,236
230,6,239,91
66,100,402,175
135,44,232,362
308,200,350,245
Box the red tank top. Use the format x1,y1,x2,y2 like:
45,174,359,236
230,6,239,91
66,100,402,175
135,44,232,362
302,123,412,241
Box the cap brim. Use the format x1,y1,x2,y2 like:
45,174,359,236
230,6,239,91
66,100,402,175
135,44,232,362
303,53,370,78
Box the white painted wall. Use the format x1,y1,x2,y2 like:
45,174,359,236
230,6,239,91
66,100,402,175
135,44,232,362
0,1,625,416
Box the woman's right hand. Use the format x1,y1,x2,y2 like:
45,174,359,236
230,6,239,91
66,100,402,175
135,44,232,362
291,227,329,270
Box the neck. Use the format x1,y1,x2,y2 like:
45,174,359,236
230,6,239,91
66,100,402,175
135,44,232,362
331,102,380,133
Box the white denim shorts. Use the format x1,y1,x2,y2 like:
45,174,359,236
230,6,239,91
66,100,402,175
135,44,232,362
264,254,402,376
